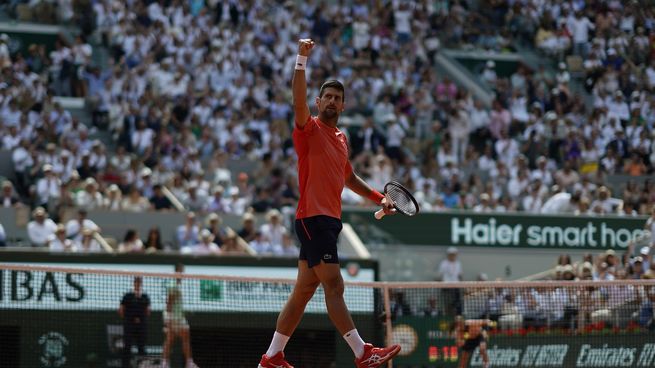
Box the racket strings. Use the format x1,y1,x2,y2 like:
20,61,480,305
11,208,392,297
387,186,417,215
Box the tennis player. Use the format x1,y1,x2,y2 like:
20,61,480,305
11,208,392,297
258,38,400,368
162,264,198,368
454,316,495,368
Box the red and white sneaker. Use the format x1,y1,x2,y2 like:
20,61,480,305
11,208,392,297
258,351,294,368
355,343,401,368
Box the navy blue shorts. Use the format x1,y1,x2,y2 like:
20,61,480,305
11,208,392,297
295,215,342,268
462,335,486,352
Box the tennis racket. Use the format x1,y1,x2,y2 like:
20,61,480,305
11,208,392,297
374,181,420,219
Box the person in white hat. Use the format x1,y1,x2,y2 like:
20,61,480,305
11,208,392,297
47,224,74,252
35,164,61,207
27,207,58,247
645,208,655,247
438,246,463,316
182,229,220,255
639,246,652,271
481,60,497,85
260,209,287,249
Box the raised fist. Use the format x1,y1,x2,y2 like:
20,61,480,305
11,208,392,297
298,39,315,57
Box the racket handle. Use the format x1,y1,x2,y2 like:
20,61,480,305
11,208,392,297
374,208,386,220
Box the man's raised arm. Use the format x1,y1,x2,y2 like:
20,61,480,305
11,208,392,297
292,39,314,128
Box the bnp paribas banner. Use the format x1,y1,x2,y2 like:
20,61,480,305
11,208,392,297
342,209,649,250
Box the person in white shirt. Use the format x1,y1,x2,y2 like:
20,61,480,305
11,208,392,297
481,60,497,85
608,91,630,123
131,120,155,155
385,119,406,162
27,207,58,247
66,209,101,243
276,233,300,257
522,183,544,213
0,222,5,246
75,227,103,253
250,231,272,254
438,247,463,315
530,157,554,187
477,145,496,172
2,125,21,151
260,209,288,249
75,178,105,210
494,130,519,167
448,108,471,163
36,164,61,207
473,193,494,213
12,139,33,194
645,208,655,246
541,191,581,214
590,186,622,214
568,11,595,57
177,212,200,248
224,187,249,216
47,224,74,252
182,229,220,255
118,229,144,253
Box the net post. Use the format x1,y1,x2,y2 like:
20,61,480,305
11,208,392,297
382,283,394,368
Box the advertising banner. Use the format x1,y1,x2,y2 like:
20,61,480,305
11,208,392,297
0,263,374,312
389,317,655,367
343,209,648,250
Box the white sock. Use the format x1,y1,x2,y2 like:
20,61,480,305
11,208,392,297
266,331,290,357
343,329,365,359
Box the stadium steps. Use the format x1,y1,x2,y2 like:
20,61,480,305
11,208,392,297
52,97,114,147
434,49,495,107
512,45,594,107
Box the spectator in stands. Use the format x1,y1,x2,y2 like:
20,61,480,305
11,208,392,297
640,246,652,271
646,208,655,246
225,187,249,216
143,227,163,253
103,184,123,210
250,231,272,255
35,164,61,209
119,276,150,368
0,180,22,208
122,187,150,212
276,233,299,257
438,247,463,315
591,186,621,214
541,191,582,214
206,185,229,214
75,178,104,210
0,222,5,246
177,212,200,248
390,290,413,318
27,207,57,247
259,209,287,250
182,183,206,213
76,227,103,253
65,209,100,243
182,229,220,256
221,232,246,255
205,213,227,248
118,229,144,253
473,193,494,213
150,184,174,211
421,297,440,318
237,212,257,243
47,224,74,252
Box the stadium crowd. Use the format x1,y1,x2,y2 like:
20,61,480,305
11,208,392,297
0,0,654,253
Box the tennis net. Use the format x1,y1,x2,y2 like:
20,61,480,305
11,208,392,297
0,263,653,368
